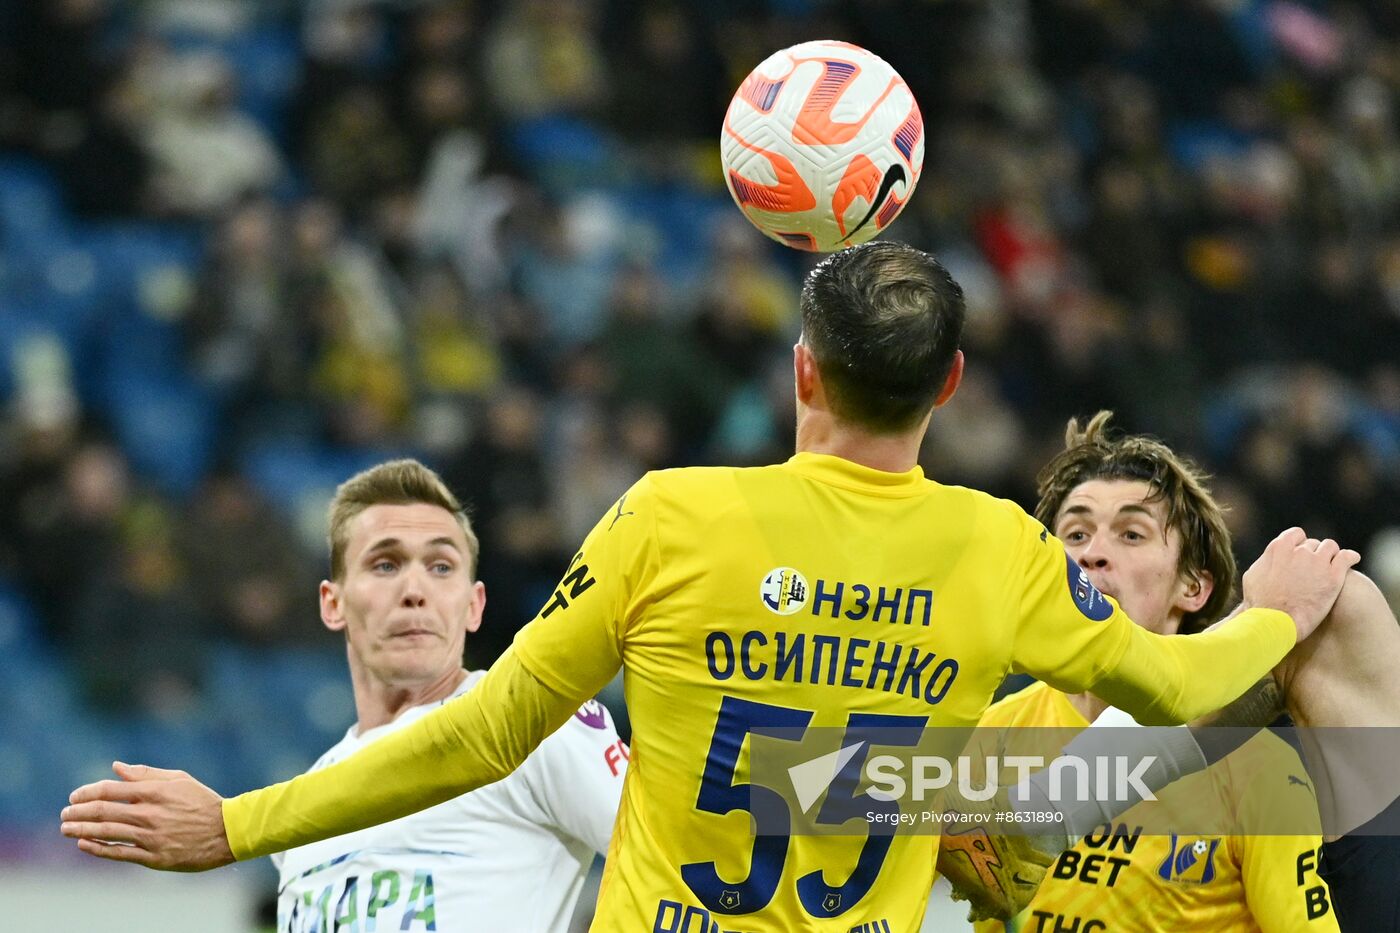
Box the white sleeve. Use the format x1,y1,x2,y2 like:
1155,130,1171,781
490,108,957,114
1012,707,1208,841
522,698,626,856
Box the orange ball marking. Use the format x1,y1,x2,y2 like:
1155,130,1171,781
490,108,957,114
831,153,882,238
791,59,901,148
723,110,817,214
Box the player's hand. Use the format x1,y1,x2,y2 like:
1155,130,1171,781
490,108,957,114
60,762,234,872
1240,528,1360,642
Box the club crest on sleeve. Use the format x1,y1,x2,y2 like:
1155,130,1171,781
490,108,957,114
1065,552,1113,621
574,699,608,729
760,567,808,615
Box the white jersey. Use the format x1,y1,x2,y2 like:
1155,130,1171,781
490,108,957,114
274,671,626,932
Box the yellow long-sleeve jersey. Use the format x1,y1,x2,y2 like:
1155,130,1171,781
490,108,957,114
223,453,1297,932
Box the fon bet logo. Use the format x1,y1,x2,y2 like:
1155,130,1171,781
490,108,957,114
760,567,809,615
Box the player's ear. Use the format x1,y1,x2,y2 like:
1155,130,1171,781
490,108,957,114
793,340,819,405
1178,568,1214,614
933,350,964,408
465,580,486,634
320,580,347,632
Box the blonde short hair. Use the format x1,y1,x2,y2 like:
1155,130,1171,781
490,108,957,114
327,459,479,581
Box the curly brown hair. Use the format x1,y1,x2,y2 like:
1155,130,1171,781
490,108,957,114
1034,412,1236,633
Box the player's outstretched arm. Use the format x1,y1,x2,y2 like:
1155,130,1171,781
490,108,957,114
1013,522,1357,726
62,648,591,868
60,478,657,869
1089,529,1358,724
940,526,1360,924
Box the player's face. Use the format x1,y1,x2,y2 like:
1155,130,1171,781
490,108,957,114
323,503,484,686
1054,479,1209,636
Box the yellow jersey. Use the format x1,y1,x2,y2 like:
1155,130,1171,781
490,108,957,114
224,453,1297,932
971,682,1339,933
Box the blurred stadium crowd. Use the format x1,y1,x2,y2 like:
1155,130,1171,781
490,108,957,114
1,0,1398,837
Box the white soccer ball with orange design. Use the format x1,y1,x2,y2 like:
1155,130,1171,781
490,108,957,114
720,40,924,253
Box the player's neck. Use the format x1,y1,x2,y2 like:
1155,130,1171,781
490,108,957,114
352,666,470,734
795,411,924,473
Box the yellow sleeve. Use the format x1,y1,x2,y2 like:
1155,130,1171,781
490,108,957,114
1241,834,1340,932
1087,610,1295,725
1234,741,1340,932
222,475,662,860
1007,505,1296,725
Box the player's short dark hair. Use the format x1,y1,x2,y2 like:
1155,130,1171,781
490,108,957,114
799,241,965,433
327,459,479,581
1035,412,1236,633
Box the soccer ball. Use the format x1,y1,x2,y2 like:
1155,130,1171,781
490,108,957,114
720,40,924,252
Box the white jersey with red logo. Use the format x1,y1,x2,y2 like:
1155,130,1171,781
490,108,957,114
273,671,626,932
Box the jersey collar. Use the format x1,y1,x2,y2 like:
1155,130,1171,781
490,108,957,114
351,671,477,742
784,451,927,495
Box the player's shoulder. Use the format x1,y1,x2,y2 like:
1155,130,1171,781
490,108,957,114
619,466,731,513
930,481,1045,540
1203,727,1323,836
641,464,755,496
1220,728,1313,792
637,464,784,524
970,486,1043,530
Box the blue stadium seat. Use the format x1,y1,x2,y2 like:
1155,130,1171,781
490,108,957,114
37,717,147,803
92,307,186,385
508,116,617,193
0,222,51,292
0,158,66,243
98,372,219,496
70,222,202,304
0,580,52,673
205,645,353,789
616,186,731,288
241,441,395,514
0,582,92,827
123,716,243,789
0,724,66,828
0,224,101,319
62,223,205,395
1167,121,1256,172
0,582,82,730
226,27,302,145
